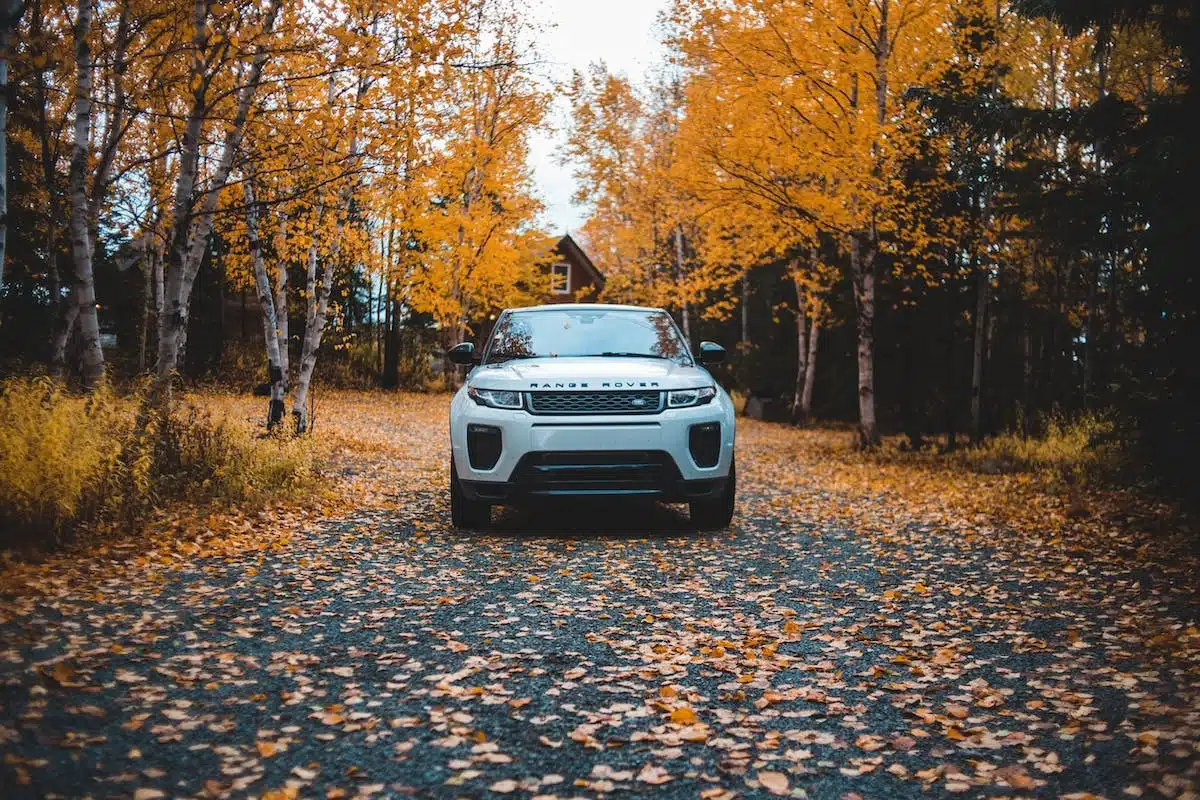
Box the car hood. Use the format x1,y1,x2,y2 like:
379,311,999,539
468,357,712,391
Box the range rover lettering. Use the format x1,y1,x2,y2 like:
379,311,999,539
447,304,737,529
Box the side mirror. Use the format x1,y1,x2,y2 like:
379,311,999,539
448,342,476,365
698,341,725,365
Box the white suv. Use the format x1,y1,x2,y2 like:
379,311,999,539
447,304,737,529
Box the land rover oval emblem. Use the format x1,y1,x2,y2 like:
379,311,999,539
631,397,647,407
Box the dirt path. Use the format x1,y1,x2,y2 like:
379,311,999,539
2,394,1197,798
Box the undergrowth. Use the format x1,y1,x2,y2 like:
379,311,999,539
0,377,318,551
853,411,1126,498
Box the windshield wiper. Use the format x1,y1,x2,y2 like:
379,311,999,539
598,352,667,359
486,353,542,363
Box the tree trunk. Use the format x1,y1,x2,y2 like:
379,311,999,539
245,179,285,428
789,265,809,425
802,317,819,423
383,296,399,390
67,0,104,389
740,272,750,347
0,0,25,292
970,247,987,443
291,211,340,433
138,245,153,372
51,301,79,376
0,13,11,293
849,234,879,448
674,224,692,347
274,219,289,389
156,0,282,388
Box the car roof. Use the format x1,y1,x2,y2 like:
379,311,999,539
506,303,665,314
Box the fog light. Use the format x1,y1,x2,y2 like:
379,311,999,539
467,424,502,470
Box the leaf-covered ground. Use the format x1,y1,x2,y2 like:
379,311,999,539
2,392,1197,799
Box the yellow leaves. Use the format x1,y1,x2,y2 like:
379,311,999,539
668,706,698,725
313,705,346,726
255,739,288,758
260,789,297,800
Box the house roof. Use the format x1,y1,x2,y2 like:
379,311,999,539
555,234,605,288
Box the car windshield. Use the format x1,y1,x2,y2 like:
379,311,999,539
484,308,692,365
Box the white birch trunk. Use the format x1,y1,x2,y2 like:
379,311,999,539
67,0,104,389
290,227,339,432
156,0,210,387
789,265,809,424
850,234,879,448
802,318,820,422
156,0,282,386
244,179,285,428
274,218,289,388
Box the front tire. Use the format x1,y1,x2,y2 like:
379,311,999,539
690,458,736,530
450,457,491,529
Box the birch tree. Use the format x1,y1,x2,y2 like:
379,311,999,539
243,176,285,427
155,0,282,390
64,0,104,388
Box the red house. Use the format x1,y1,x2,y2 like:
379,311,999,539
543,234,605,303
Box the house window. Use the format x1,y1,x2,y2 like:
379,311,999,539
550,263,570,295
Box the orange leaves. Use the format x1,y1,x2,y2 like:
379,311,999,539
668,706,698,725
312,705,346,726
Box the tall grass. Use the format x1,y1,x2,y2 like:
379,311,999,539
0,378,128,542
0,377,317,550
958,412,1121,483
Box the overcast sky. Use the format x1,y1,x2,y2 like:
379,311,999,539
527,0,668,236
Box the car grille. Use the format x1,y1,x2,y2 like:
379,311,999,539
513,451,679,494
527,390,663,415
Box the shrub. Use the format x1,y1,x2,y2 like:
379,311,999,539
962,411,1121,483
154,401,316,502
0,378,130,545
0,378,318,551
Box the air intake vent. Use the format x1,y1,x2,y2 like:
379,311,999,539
689,423,721,468
467,424,502,470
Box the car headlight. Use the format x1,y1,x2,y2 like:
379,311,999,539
468,386,524,410
667,386,717,408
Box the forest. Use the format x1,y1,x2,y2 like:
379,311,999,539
0,0,1196,492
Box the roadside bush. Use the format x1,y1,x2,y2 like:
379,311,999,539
962,412,1121,483
0,378,129,545
0,377,317,551
155,401,316,502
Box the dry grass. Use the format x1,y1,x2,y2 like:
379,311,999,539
0,378,320,550
738,411,1183,558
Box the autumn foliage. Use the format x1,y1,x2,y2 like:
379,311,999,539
563,0,1195,477
0,377,316,548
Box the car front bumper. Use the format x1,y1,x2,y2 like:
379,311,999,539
450,394,735,504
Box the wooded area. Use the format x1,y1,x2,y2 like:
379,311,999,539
0,0,1196,494
561,0,1197,494
1,0,550,429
